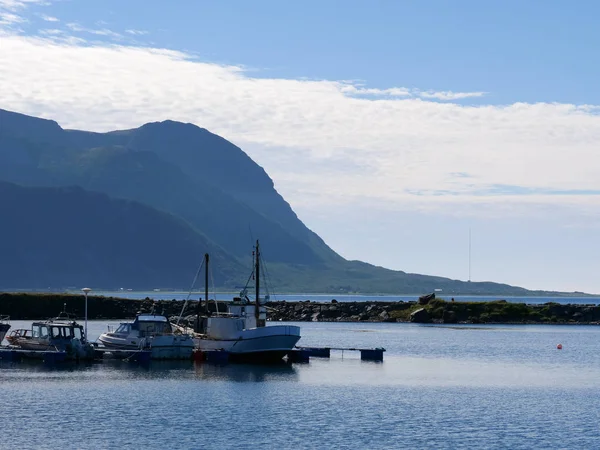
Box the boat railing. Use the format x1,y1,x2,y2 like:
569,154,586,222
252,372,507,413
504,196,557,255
0,315,9,322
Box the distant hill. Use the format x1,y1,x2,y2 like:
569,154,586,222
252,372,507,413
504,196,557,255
0,108,573,295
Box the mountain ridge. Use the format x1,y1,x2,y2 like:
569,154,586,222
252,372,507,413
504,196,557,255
0,108,579,295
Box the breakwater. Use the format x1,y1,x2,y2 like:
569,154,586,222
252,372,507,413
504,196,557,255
2,293,600,324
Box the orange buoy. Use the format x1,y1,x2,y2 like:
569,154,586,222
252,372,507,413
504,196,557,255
557,344,563,350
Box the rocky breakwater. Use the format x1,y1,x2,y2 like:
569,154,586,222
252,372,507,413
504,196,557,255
2,293,600,325
0,293,186,320
266,297,600,324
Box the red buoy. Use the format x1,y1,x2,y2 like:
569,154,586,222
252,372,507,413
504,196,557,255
557,344,563,350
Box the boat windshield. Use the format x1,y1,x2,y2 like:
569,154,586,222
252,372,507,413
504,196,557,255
50,326,78,339
135,320,172,336
115,323,131,334
35,325,49,339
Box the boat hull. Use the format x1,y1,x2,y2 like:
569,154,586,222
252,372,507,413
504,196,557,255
97,334,194,360
194,325,301,362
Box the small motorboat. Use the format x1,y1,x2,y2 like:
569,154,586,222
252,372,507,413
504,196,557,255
6,313,95,361
97,313,194,360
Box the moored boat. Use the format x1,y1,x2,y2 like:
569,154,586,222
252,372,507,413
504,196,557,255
97,312,194,360
180,241,301,363
6,312,95,361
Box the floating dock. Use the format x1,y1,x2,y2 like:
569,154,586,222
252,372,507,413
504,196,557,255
0,347,68,363
294,346,386,362
93,347,152,363
0,345,385,365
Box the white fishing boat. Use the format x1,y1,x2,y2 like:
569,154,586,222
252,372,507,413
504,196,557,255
98,312,194,360
179,241,301,363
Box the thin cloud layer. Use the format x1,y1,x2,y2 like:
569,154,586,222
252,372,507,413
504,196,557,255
1,33,600,220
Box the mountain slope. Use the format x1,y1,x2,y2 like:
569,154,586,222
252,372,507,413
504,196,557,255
0,181,242,289
0,108,560,294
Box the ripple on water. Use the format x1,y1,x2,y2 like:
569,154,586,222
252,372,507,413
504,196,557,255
1,321,600,449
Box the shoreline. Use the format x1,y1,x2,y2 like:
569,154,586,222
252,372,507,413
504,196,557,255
1,293,600,325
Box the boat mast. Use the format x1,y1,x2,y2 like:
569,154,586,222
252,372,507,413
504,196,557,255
255,240,260,323
205,253,209,315
195,253,209,330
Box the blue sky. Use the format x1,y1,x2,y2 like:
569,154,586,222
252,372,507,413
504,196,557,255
18,0,600,105
1,0,600,292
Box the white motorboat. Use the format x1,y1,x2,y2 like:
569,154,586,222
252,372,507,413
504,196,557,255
98,313,194,360
181,241,301,363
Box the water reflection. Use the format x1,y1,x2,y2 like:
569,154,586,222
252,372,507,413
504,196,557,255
193,361,298,382
0,358,299,383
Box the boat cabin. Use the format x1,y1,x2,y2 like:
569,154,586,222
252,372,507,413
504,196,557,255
132,315,172,336
195,300,267,335
31,320,85,342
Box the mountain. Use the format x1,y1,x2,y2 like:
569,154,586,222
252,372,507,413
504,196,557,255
0,108,563,294
0,181,241,289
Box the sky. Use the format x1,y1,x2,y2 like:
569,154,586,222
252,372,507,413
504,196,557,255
1,0,600,293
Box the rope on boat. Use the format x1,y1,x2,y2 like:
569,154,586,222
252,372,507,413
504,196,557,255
176,258,206,326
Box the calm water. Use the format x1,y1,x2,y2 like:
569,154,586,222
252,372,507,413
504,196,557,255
2,321,600,449
84,291,600,305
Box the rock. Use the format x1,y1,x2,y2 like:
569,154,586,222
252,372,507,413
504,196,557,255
379,311,390,321
331,299,338,303
311,312,321,322
294,304,303,312
442,310,457,324
418,293,435,305
366,304,376,313
410,308,431,323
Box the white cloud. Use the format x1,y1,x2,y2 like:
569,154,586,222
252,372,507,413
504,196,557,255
0,33,599,223
40,13,57,22
65,22,122,39
0,11,24,24
418,90,486,100
0,0,52,32
340,84,484,101
0,0,48,10
125,29,147,36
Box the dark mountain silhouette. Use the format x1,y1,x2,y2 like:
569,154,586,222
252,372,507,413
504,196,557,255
0,108,565,294
0,181,241,289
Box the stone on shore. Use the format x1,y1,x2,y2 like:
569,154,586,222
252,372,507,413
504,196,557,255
410,308,431,323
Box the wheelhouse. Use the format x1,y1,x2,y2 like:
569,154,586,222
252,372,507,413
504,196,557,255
31,321,85,342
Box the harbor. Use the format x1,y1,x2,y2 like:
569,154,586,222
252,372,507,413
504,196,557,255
2,319,600,449
0,244,388,367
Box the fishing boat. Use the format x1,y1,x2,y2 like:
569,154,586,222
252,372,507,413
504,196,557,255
5,312,95,361
0,316,10,343
97,311,194,360
180,241,301,363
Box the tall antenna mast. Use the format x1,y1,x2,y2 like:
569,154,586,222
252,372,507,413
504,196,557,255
468,228,472,282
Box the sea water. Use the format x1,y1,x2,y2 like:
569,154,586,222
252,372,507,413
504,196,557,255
1,321,599,449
